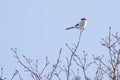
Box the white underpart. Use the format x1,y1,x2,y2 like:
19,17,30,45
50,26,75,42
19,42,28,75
75,20,87,30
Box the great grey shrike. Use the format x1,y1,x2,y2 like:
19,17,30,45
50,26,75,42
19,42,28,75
66,17,87,31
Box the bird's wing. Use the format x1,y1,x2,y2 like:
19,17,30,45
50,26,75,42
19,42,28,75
75,23,79,26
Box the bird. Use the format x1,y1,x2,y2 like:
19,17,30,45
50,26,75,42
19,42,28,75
66,17,87,31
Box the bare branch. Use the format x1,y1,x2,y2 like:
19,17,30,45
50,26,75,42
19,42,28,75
66,31,83,80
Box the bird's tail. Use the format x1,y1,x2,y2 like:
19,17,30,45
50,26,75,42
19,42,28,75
66,27,75,30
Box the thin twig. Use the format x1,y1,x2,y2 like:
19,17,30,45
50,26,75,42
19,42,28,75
108,27,114,69
40,57,50,75
48,48,62,80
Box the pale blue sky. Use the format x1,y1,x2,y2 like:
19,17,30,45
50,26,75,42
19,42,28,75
0,0,120,79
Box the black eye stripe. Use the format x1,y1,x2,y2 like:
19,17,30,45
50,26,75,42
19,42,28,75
81,18,86,20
